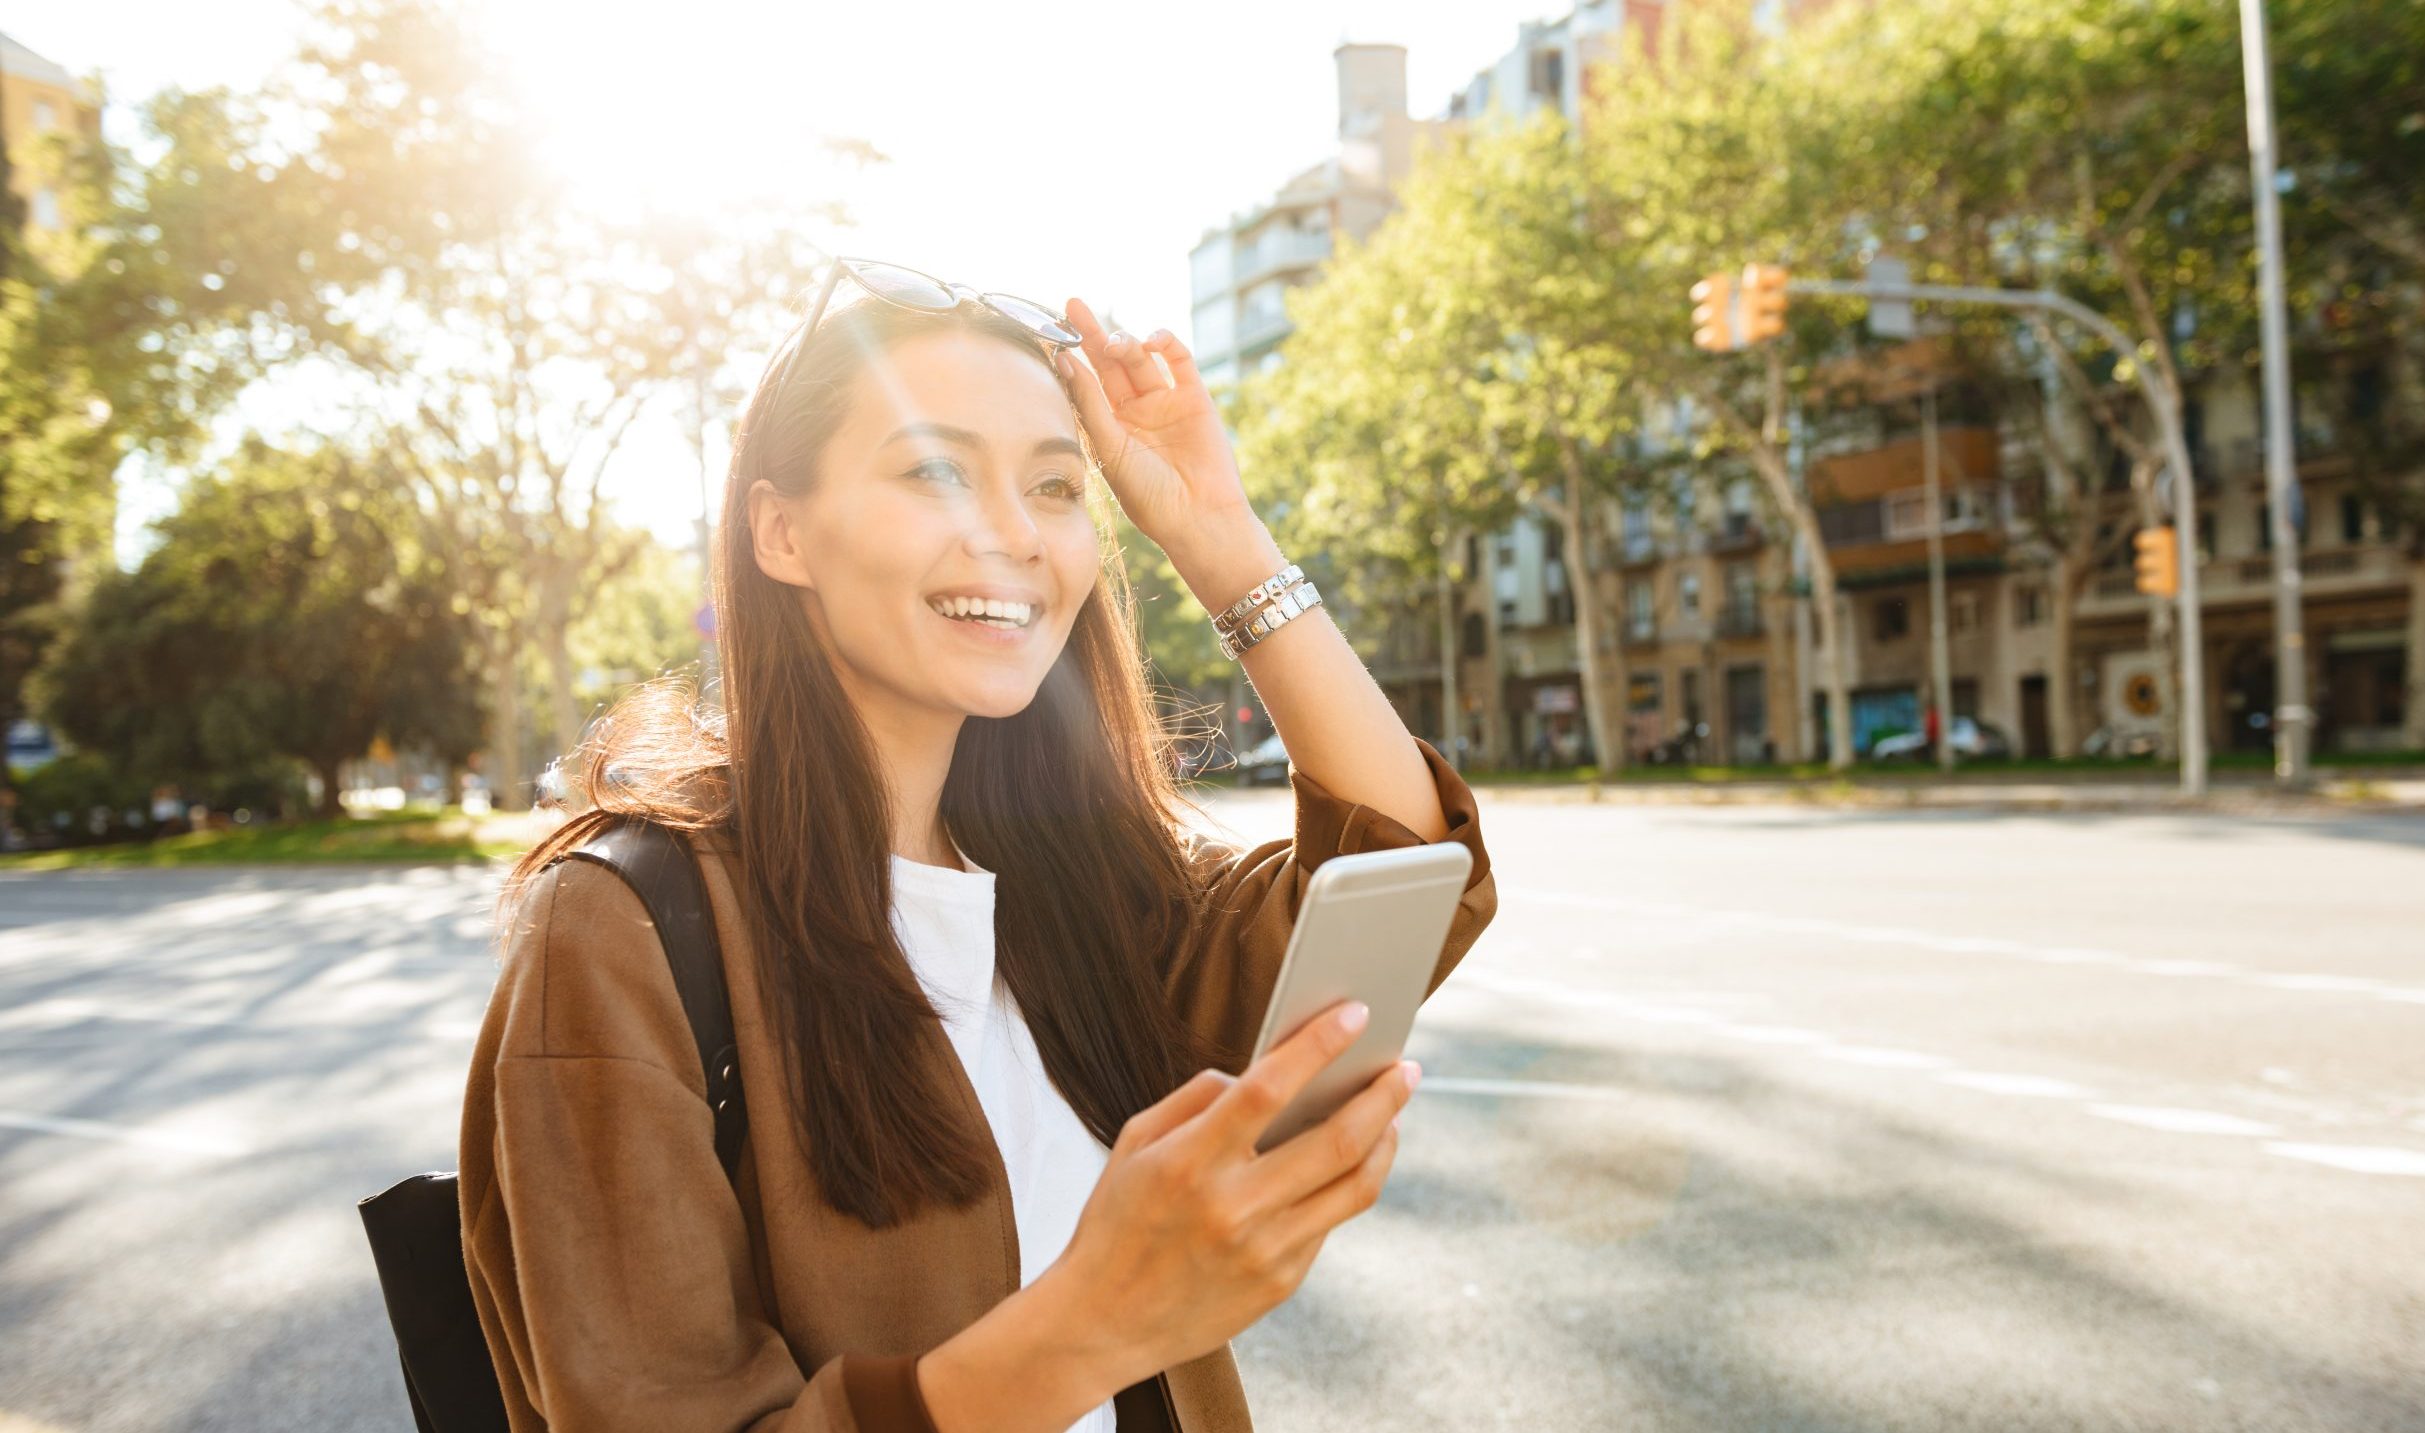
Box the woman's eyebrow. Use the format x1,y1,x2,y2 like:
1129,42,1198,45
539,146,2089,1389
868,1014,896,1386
882,421,1084,462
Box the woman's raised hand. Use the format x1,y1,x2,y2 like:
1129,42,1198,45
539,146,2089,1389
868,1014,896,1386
1053,296,1257,568
1038,998,1422,1391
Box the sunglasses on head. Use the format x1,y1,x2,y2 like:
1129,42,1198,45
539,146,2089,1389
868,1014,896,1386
759,256,1084,401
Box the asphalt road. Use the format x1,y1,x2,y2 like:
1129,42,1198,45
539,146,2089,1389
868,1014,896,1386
2,797,2421,1431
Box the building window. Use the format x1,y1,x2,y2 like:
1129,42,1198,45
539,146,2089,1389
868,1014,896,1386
1529,48,1565,101
1723,478,1756,538
30,188,61,230
1626,578,1655,639
33,100,57,132
1670,472,1697,531
1873,595,1910,643
2015,584,2047,629
1679,571,1702,618
1461,611,1486,658
1465,534,1480,573
2341,494,2368,545
1622,496,1653,560
1950,591,1980,635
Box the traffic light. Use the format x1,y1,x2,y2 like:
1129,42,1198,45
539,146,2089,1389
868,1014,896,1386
1740,263,1790,344
2133,526,2178,598
1690,272,1737,352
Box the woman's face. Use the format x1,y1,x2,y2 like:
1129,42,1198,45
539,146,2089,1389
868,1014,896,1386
748,329,1102,726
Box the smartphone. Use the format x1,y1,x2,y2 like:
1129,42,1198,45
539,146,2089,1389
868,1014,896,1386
1244,841,1474,1154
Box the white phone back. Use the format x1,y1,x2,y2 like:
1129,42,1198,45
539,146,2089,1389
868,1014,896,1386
1246,841,1473,1154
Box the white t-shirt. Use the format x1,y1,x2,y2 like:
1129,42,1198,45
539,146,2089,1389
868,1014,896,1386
888,846,1119,1433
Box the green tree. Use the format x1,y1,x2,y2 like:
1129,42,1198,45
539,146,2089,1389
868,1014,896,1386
34,436,483,818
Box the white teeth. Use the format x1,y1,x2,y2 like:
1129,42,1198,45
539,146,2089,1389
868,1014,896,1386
929,597,1035,628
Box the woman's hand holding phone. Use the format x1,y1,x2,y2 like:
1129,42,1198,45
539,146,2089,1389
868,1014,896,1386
922,998,1420,1428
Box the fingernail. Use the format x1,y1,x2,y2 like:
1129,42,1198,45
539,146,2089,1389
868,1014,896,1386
1340,1001,1370,1034
1402,1060,1422,1093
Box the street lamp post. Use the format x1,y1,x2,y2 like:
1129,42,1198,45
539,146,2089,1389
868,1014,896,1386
2239,0,2312,786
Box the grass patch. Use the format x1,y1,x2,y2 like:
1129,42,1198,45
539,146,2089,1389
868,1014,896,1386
0,806,536,871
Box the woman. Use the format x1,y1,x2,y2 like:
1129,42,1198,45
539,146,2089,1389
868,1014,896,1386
458,257,1497,1433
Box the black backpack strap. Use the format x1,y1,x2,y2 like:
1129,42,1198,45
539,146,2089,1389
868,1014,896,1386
561,818,747,1182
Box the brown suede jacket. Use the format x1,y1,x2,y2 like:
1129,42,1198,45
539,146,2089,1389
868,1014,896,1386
458,737,1496,1432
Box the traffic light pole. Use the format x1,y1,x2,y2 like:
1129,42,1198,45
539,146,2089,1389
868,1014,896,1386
1789,278,2208,795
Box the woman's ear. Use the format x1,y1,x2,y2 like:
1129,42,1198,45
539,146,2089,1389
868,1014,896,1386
746,479,817,591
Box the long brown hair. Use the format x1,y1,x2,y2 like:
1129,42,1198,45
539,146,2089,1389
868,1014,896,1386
502,296,1224,1228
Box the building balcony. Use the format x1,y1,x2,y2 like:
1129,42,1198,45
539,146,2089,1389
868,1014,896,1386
1505,624,1579,677
2078,540,2410,616
1716,604,1765,639
1708,517,1764,554
1233,229,1333,287
1234,308,1292,354
1809,426,2000,506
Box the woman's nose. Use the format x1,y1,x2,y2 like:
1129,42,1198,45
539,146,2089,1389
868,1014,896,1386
965,485,1045,562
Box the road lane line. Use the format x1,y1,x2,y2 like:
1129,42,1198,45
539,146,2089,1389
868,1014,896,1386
1712,1024,1829,1045
1815,1045,1954,1070
1499,886,2408,1008
1417,1075,1641,1104
1933,1071,2097,1099
0,1110,247,1156
2087,1105,2281,1137
2262,1143,2425,1176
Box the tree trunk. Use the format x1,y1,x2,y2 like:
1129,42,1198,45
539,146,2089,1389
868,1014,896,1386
2050,565,2084,758
1435,565,1462,769
545,616,582,772
1809,553,1854,770
313,756,346,820
1477,534,1508,767
2404,556,2425,750
487,634,527,812
1553,447,1617,774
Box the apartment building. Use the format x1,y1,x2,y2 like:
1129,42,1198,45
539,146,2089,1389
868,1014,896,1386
1187,44,1444,393
0,31,100,235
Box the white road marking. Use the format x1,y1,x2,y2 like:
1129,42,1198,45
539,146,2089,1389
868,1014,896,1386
1500,886,2410,1009
1815,1044,1954,1070
1933,1071,2098,1099
1713,1024,1828,1045
0,1110,247,1157
2088,1105,2281,1137
1417,1075,1642,1104
2262,1142,2425,1177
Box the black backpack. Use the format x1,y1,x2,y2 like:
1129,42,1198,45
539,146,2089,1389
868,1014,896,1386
358,817,749,1433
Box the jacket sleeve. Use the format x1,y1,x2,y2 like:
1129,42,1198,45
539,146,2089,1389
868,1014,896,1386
458,858,940,1433
1167,735,1497,1070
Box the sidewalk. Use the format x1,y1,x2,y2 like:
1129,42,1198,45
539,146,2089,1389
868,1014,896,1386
1464,768,2425,814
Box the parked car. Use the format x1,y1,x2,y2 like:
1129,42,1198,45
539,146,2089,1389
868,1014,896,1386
1871,716,2013,762
1234,733,1291,786
2082,723,2162,759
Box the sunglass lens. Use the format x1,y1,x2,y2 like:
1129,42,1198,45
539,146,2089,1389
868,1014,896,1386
850,261,956,311
985,293,1081,345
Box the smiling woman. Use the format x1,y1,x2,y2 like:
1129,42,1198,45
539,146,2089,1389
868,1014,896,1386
455,272,1497,1433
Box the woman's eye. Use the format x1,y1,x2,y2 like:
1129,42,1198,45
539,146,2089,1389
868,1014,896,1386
908,457,966,486
1034,473,1084,501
